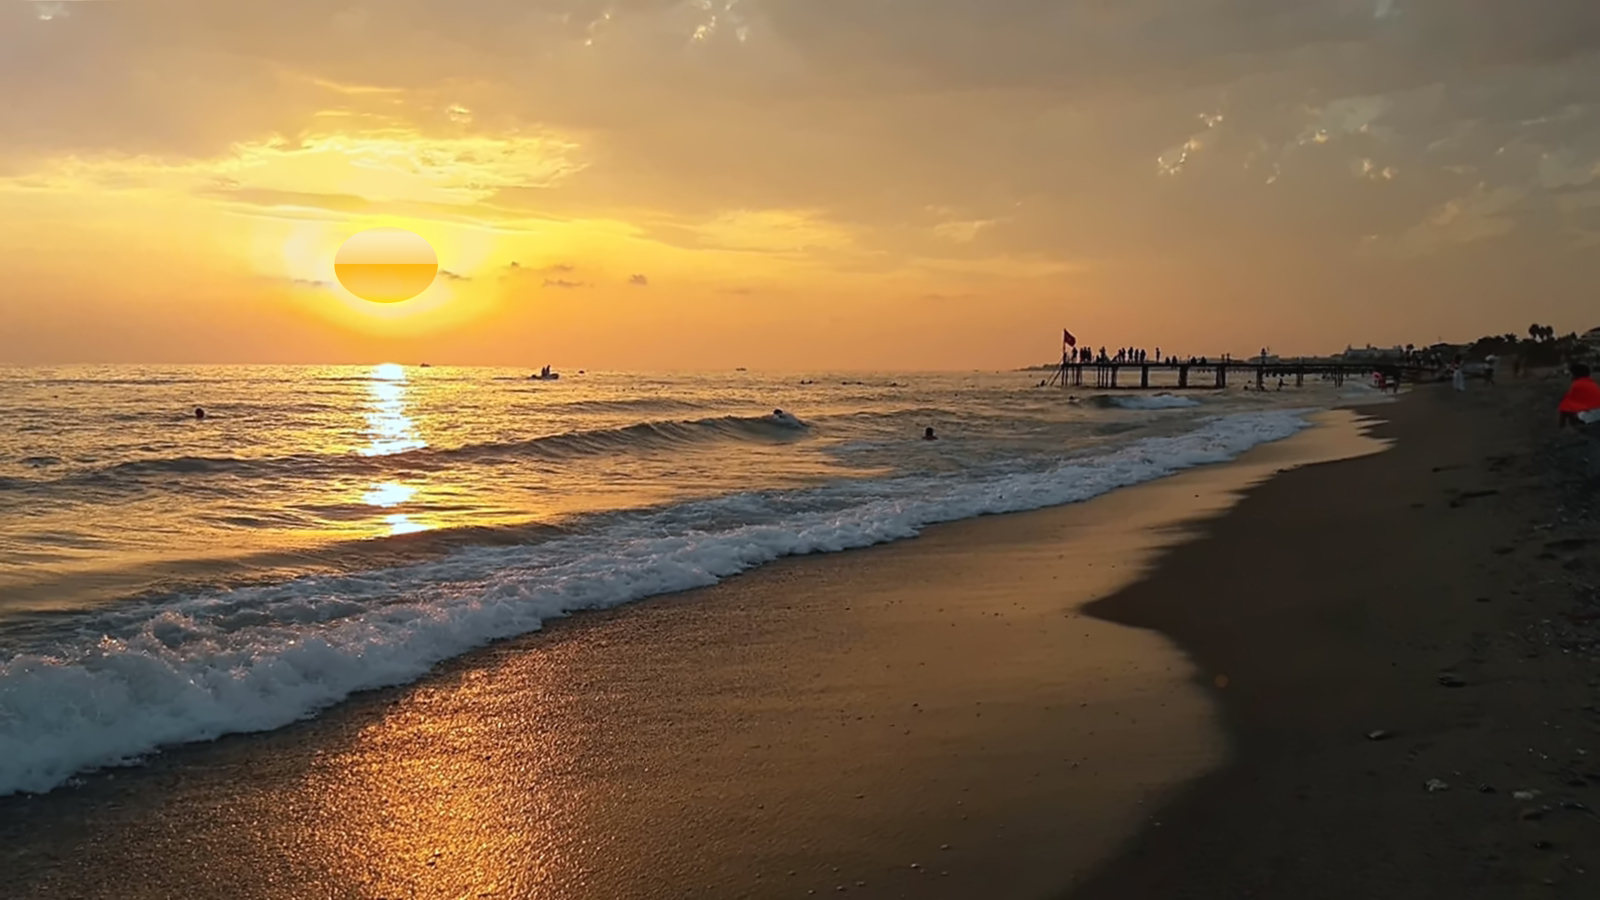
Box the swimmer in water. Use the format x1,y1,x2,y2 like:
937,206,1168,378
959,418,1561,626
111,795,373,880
923,426,937,440
194,407,205,420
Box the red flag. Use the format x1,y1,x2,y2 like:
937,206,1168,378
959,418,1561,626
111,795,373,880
1063,329,1077,347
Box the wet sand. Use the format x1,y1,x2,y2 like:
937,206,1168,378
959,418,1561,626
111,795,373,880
0,409,1383,899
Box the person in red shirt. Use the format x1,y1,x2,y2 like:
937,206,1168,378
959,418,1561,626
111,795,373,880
1558,362,1600,428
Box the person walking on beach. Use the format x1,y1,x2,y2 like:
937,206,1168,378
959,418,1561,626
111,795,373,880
1451,356,1466,392
1558,363,1600,429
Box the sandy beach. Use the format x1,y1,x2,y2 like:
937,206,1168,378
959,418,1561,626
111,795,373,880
2,384,1596,899
1072,378,1600,899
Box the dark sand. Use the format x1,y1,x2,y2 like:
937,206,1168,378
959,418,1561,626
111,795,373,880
3,386,1596,899
1071,380,1600,899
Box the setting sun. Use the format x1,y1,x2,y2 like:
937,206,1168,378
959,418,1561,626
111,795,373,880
334,227,438,303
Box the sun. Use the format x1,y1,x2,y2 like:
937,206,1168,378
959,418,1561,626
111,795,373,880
334,228,438,303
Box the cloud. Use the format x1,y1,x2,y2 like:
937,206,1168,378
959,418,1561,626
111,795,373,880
1351,158,1399,180
5,0,1600,361
628,273,649,286
931,219,998,243
1380,184,1527,256
1158,112,1226,176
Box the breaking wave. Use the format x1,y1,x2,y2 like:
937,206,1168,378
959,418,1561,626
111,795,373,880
0,410,1306,796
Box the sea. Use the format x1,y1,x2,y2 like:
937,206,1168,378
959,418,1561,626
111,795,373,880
0,364,1386,796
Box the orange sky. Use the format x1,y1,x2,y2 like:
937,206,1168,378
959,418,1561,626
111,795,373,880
2,1,1598,369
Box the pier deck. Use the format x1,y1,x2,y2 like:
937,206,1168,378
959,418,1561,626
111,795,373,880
1048,361,1433,390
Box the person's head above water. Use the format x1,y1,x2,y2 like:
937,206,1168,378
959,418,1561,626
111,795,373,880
193,407,205,420
773,408,784,417
1573,362,1592,380
923,426,937,440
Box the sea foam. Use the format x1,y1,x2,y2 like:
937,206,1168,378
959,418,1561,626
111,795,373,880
0,410,1308,796
1105,393,1202,410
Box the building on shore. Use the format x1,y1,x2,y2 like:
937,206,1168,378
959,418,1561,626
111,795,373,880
1340,344,1406,362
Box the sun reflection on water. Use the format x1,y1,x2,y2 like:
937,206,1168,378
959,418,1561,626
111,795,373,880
360,364,427,458
359,364,431,537
362,482,417,508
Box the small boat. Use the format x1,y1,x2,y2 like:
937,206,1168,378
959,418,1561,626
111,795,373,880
529,365,560,381
418,363,432,368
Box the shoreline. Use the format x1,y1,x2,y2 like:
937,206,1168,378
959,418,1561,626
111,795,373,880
0,408,1385,898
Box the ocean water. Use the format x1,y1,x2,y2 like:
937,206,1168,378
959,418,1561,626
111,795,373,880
0,364,1384,795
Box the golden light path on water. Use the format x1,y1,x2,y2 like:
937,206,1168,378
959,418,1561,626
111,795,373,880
360,363,431,537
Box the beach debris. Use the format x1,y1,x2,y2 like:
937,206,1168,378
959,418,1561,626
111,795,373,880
1438,675,1467,688
1365,729,1393,741
1426,778,1450,792
1512,789,1542,801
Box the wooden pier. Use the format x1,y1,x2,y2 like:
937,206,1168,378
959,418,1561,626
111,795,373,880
1047,360,1434,391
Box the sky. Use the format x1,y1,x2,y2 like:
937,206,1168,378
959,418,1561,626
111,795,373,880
1,0,1598,369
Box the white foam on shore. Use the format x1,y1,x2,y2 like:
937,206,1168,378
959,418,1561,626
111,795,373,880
0,410,1311,796
1335,382,1399,404
1108,394,1201,410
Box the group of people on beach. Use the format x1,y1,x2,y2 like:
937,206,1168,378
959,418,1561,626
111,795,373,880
1445,354,1600,429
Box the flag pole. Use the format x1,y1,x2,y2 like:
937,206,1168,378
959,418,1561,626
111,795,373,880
1050,327,1070,388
